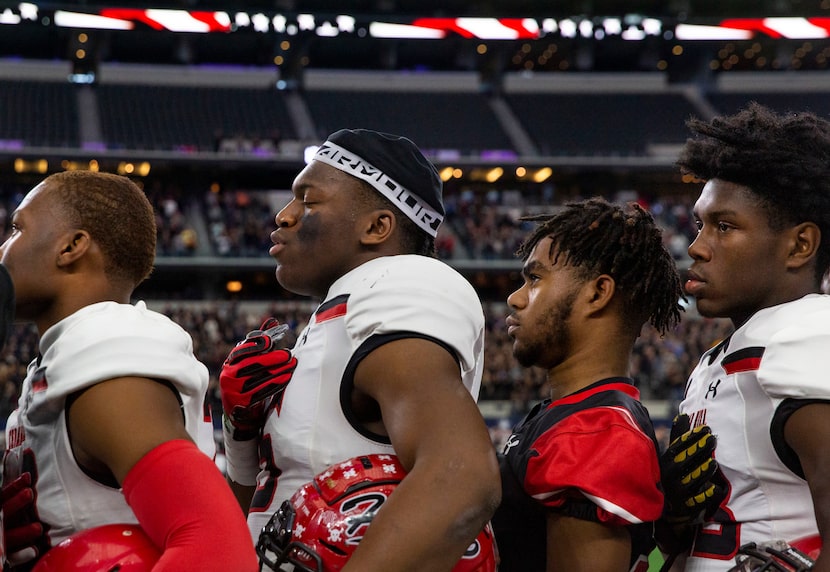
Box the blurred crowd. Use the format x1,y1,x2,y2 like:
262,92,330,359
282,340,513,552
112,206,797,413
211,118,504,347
0,179,731,448
80,182,701,265
0,300,732,441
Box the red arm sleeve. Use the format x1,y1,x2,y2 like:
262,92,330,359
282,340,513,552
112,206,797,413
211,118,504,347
122,439,258,572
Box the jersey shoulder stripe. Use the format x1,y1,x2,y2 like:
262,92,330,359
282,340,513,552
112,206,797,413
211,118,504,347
722,346,765,375
315,294,349,323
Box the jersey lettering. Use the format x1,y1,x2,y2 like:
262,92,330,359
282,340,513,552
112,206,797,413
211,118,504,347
692,512,741,560
691,461,739,560
690,408,707,429
6,425,24,449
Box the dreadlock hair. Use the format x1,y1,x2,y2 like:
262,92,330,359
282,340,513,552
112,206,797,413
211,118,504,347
677,102,830,284
43,170,157,288
354,179,436,257
516,197,684,335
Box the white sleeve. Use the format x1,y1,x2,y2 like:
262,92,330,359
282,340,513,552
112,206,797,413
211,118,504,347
344,258,484,378
42,303,208,403
759,317,830,400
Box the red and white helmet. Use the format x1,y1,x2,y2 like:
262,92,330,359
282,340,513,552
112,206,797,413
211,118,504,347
256,453,497,572
32,524,161,572
728,536,821,572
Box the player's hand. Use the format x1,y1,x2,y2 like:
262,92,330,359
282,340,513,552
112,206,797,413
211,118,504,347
220,318,297,441
660,413,725,526
1,472,46,569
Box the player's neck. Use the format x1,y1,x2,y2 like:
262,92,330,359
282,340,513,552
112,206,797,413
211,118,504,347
545,350,631,401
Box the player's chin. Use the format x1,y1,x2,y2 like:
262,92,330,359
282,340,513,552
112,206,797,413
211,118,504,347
275,266,320,297
274,265,299,292
692,297,723,319
511,344,536,369
509,339,520,357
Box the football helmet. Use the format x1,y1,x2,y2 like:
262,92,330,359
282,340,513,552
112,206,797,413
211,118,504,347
257,453,497,572
728,536,821,572
32,524,161,572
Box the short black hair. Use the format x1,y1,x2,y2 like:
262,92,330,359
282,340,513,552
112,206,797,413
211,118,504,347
45,170,156,288
677,102,830,283
517,197,684,334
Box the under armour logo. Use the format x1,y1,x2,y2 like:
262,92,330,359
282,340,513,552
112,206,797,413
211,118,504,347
503,434,520,454
706,379,722,399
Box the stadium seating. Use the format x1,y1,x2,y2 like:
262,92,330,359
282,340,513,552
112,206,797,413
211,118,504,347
303,89,515,156
10,65,830,162
96,84,295,152
707,71,830,118
504,92,698,156
0,80,80,149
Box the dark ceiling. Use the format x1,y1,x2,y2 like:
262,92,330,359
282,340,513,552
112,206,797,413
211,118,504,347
2,0,829,71
7,0,826,18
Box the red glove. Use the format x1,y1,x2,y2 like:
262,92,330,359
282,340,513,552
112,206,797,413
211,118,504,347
220,319,297,441
1,472,46,569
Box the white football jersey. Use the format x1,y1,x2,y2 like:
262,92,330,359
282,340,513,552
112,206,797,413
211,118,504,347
679,294,830,571
246,255,485,537
3,301,214,549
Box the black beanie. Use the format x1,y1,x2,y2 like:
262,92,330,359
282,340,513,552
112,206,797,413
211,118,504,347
313,129,444,237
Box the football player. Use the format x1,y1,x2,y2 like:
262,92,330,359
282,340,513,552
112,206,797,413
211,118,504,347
219,129,500,571
0,171,257,571
492,198,685,571
669,103,830,571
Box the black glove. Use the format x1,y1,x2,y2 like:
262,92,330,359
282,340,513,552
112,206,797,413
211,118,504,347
220,318,297,441
661,414,725,524
657,414,727,563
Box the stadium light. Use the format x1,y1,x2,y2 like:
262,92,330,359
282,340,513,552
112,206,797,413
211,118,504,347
485,167,504,183
439,167,455,182
675,23,755,40
369,22,445,39
533,168,553,183
54,10,133,30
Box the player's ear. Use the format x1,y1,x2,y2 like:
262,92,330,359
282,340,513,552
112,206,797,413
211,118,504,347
360,209,395,246
785,222,820,271
56,230,92,267
583,274,616,315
